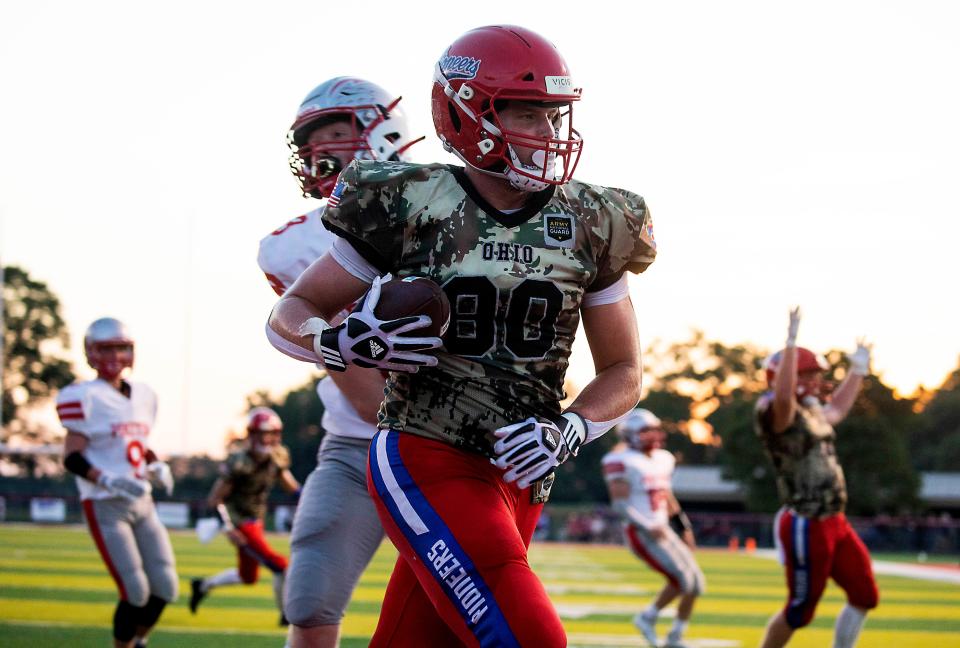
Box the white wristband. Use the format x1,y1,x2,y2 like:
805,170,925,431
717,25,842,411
299,317,332,358
578,407,636,444
265,322,321,364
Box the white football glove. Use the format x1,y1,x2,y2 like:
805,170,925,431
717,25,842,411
147,461,174,495
305,275,442,373
492,412,587,489
97,472,147,501
849,337,872,376
786,306,801,348
195,517,221,544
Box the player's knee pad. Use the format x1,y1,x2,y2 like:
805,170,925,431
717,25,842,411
682,570,706,597
680,581,702,597
113,601,139,642
850,588,879,611
284,594,344,628
151,565,179,603
136,594,168,629
124,577,151,608
785,603,816,629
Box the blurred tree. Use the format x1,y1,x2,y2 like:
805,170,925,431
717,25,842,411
911,360,960,471
1,266,75,449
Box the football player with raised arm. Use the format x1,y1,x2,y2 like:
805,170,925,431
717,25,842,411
58,318,177,648
602,409,704,648
756,307,879,648
189,407,300,625
258,77,421,648
267,25,656,647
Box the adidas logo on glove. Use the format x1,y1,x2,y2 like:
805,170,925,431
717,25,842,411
368,340,386,359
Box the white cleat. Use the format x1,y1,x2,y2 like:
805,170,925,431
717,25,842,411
663,630,689,648
633,612,659,647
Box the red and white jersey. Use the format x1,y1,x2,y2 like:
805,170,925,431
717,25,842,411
602,447,676,529
257,208,336,297
56,379,157,500
258,207,378,441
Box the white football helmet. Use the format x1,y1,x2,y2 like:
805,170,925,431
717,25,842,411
616,409,665,452
84,317,135,379
287,77,423,198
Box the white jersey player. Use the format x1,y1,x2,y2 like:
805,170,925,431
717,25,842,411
58,317,177,648
603,409,705,648
259,76,421,648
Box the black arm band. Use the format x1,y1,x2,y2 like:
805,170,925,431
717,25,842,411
669,511,693,535
64,451,93,479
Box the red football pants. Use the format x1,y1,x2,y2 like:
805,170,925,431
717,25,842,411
777,508,879,628
367,430,566,648
236,518,288,584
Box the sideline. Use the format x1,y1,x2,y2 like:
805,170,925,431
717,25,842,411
750,548,960,584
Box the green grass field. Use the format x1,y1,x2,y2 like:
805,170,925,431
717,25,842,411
1,524,957,647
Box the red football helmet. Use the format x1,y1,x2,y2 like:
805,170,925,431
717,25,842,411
617,409,665,452
431,25,583,191
764,347,830,385
84,317,134,380
247,407,283,435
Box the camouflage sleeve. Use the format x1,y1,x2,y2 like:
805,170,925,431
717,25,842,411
320,160,405,274
754,393,774,437
591,188,657,291
222,452,251,481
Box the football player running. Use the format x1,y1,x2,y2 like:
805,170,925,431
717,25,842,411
57,318,178,648
268,25,656,647
258,77,421,648
756,307,879,648
602,409,704,648
189,407,301,626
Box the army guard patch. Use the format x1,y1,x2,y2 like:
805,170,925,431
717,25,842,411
530,472,556,504
543,214,574,249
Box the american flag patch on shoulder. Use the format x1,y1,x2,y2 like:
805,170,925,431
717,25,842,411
327,178,346,208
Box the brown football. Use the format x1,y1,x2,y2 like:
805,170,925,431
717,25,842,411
374,276,451,338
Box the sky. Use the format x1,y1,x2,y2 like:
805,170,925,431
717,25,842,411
2,1,959,457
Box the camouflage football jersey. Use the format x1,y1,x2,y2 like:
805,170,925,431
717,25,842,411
754,393,847,517
323,160,656,456
222,445,291,521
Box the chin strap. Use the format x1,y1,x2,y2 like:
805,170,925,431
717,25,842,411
505,145,557,192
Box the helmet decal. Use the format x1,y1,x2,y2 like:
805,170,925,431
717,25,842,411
439,55,481,80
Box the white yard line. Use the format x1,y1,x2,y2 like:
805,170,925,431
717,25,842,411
750,548,960,584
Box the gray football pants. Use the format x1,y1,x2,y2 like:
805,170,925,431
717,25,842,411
284,434,385,627
625,523,706,596
82,495,178,606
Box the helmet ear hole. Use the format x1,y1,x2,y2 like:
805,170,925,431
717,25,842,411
447,102,461,133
